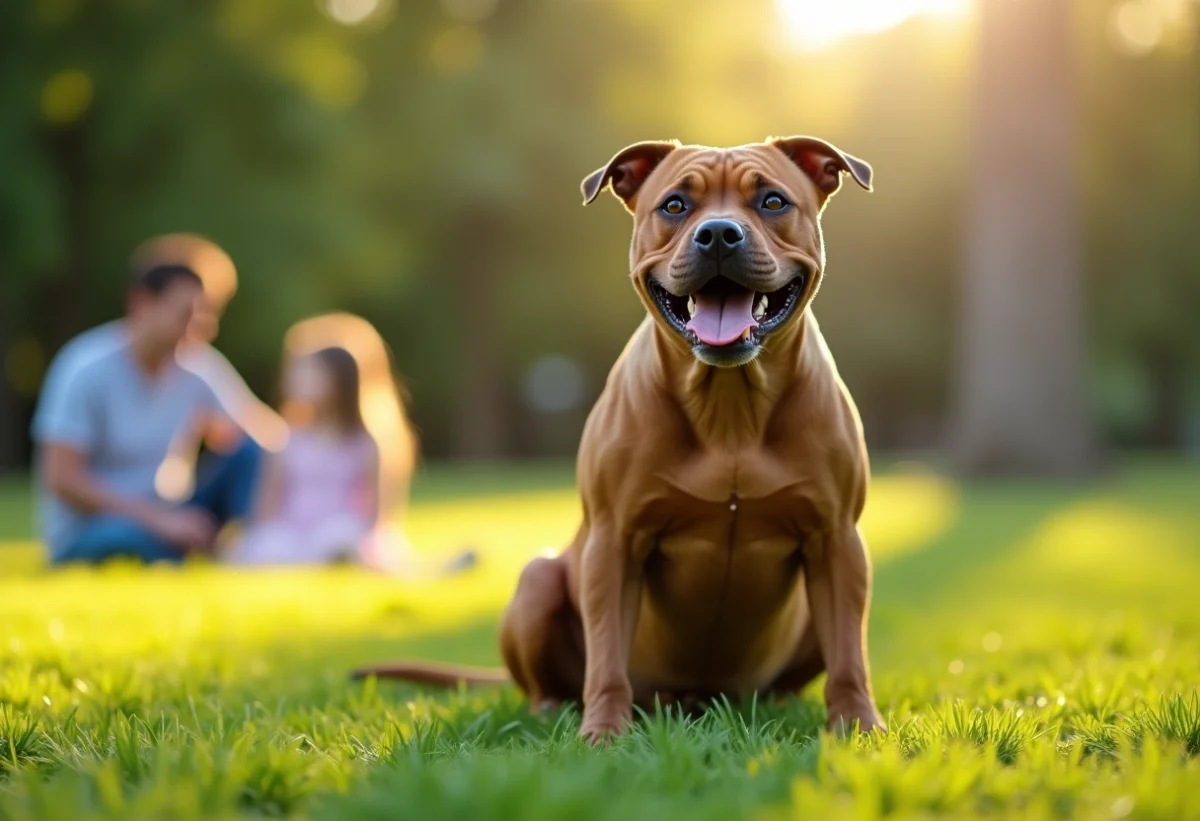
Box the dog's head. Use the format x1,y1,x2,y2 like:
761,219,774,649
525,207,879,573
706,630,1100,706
582,137,872,368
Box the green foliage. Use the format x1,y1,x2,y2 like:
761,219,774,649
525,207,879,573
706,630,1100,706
1,0,1196,459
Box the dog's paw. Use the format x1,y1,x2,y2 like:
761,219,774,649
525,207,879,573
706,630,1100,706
578,720,625,746
579,704,632,745
827,703,887,736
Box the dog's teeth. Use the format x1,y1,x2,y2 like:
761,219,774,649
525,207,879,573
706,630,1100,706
687,296,696,318
753,294,767,321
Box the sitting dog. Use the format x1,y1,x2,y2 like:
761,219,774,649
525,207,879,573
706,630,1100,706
354,136,884,742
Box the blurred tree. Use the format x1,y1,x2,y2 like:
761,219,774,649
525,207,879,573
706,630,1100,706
1,0,1196,467
0,0,376,468
348,0,650,457
0,302,17,469
1082,0,1200,450
950,0,1099,475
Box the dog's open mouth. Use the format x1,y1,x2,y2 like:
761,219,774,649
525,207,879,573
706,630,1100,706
648,274,805,356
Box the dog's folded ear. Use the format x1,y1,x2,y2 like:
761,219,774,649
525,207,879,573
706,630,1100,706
581,141,679,209
769,136,873,202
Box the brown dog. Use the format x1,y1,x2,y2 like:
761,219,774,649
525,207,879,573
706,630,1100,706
355,136,884,742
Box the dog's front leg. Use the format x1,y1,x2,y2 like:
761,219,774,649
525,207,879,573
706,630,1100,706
578,520,642,744
804,523,885,734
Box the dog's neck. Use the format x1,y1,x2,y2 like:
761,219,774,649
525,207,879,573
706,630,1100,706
652,312,820,449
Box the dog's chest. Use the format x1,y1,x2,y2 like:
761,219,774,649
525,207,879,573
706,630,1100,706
642,490,809,614
659,443,815,497
649,491,804,563
641,446,824,563
632,492,810,691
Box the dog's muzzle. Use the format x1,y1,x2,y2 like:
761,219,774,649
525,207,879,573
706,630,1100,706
647,273,806,368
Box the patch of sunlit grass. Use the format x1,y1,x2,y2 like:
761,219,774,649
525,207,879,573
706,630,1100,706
0,460,1197,819
860,464,959,561
1006,501,1197,597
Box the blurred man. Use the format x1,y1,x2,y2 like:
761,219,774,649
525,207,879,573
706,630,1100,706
33,264,261,564
32,234,288,458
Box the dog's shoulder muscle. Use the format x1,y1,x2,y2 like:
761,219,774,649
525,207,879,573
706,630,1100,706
576,321,691,513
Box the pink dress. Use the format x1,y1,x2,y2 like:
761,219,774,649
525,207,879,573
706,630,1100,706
230,429,377,566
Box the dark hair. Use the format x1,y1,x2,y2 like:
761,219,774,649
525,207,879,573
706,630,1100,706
130,264,203,296
312,346,366,435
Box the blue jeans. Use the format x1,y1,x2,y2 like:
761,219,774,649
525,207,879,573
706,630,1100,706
54,439,262,565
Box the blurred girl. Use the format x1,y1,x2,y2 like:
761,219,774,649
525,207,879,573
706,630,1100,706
229,346,382,566
229,313,475,575
282,313,417,523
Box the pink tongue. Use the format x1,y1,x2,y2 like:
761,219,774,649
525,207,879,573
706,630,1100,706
686,290,757,346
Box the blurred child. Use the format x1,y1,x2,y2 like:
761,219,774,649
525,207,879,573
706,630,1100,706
229,346,382,566
282,314,418,523
228,320,476,576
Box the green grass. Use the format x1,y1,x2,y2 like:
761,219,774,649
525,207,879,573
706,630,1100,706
2,459,1199,820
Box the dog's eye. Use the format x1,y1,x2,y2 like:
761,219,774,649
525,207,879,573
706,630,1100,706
761,193,789,212
661,196,687,216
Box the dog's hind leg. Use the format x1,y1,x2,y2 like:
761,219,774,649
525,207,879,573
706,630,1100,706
500,555,585,711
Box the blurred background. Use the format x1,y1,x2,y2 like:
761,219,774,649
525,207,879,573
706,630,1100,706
0,0,1197,473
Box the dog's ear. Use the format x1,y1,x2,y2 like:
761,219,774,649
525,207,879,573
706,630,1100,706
769,136,873,201
581,141,679,209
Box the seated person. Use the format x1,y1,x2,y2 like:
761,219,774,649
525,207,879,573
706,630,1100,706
34,264,260,564
31,233,288,459
226,323,475,576
227,346,381,566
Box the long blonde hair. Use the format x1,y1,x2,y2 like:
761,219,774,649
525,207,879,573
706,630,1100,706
282,313,418,517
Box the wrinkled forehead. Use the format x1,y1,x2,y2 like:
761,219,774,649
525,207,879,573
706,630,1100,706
638,144,808,208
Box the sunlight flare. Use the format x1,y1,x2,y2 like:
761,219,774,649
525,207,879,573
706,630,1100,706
776,0,972,50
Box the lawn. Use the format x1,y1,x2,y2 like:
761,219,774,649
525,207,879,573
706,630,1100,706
1,460,1199,820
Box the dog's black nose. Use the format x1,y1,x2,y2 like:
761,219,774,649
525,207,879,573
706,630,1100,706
692,219,746,261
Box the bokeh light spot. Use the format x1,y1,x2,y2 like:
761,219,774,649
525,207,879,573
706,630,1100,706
324,0,384,26
41,70,93,125
276,36,366,109
1109,2,1164,56
522,355,585,414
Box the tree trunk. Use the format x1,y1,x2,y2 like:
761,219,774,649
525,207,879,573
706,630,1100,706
950,0,1099,476
1144,344,1187,450
0,295,20,471
451,208,509,459
48,125,90,348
